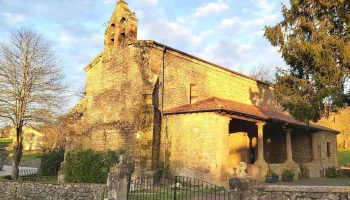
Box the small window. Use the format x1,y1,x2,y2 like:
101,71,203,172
190,84,198,104
327,142,331,157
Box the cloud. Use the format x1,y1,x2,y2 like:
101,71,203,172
59,31,76,45
199,37,285,74
193,0,229,18
103,0,114,4
144,0,157,4
3,13,24,24
254,0,276,14
82,34,104,45
219,17,241,29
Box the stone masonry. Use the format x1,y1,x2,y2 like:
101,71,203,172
67,0,339,185
0,181,107,200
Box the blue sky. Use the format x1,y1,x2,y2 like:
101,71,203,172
0,0,290,109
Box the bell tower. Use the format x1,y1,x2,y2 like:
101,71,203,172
104,0,138,51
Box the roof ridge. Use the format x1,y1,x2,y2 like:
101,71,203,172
212,97,223,109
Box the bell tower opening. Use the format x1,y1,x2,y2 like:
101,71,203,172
110,24,115,43
120,17,126,38
103,0,138,52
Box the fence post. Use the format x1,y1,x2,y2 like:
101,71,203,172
107,155,131,200
174,176,177,200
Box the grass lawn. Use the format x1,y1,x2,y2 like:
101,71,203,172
338,149,350,165
22,153,41,160
0,138,13,148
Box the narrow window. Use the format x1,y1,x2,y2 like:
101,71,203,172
327,142,331,157
120,17,126,38
110,24,115,43
190,84,198,104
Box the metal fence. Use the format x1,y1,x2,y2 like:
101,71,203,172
19,169,39,177
18,167,58,177
128,176,230,200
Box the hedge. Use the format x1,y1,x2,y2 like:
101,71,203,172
39,148,64,176
64,148,119,183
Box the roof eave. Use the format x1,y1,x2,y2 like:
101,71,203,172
164,109,339,134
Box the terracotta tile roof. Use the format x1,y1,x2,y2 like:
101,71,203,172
164,97,339,133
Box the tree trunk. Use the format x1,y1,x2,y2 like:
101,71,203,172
11,139,23,180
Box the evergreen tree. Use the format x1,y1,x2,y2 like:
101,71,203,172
265,0,350,123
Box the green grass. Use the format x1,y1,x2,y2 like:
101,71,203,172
6,152,41,160
338,149,350,165
0,138,13,148
22,153,41,160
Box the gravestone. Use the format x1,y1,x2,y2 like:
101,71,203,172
107,154,132,200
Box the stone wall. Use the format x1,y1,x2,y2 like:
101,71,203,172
0,181,106,200
70,1,159,172
318,131,338,168
229,177,350,200
164,112,230,185
245,185,350,200
291,130,313,164
149,46,279,111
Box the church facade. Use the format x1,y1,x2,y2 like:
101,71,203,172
68,0,339,185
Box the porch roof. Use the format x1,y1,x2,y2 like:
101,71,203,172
164,97,339,133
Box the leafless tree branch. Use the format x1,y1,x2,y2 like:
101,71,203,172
0,28,70,179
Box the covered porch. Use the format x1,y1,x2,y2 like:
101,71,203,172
227,116,324,180
164,96,339,185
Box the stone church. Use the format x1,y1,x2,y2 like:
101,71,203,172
67,0,339,185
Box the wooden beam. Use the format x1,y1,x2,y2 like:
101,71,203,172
220,113,265,123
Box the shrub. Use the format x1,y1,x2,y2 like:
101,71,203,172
326,167,346,178
64,148,119,183
282,168,295,176
39,148,64,176
267,168,276,176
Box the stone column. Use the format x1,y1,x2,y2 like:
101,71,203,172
284,128,294,163
253,122,268,180
254,122,266,165
311,132,320,162
216,116,230,183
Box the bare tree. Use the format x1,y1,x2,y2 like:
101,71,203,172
0,28,69,179
76,82,86,99
38,114,70,151
248,65,275,84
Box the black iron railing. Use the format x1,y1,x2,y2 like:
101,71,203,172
128,176,230,200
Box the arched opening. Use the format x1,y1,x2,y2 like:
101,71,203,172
120,17,126,38
110,24,115,43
